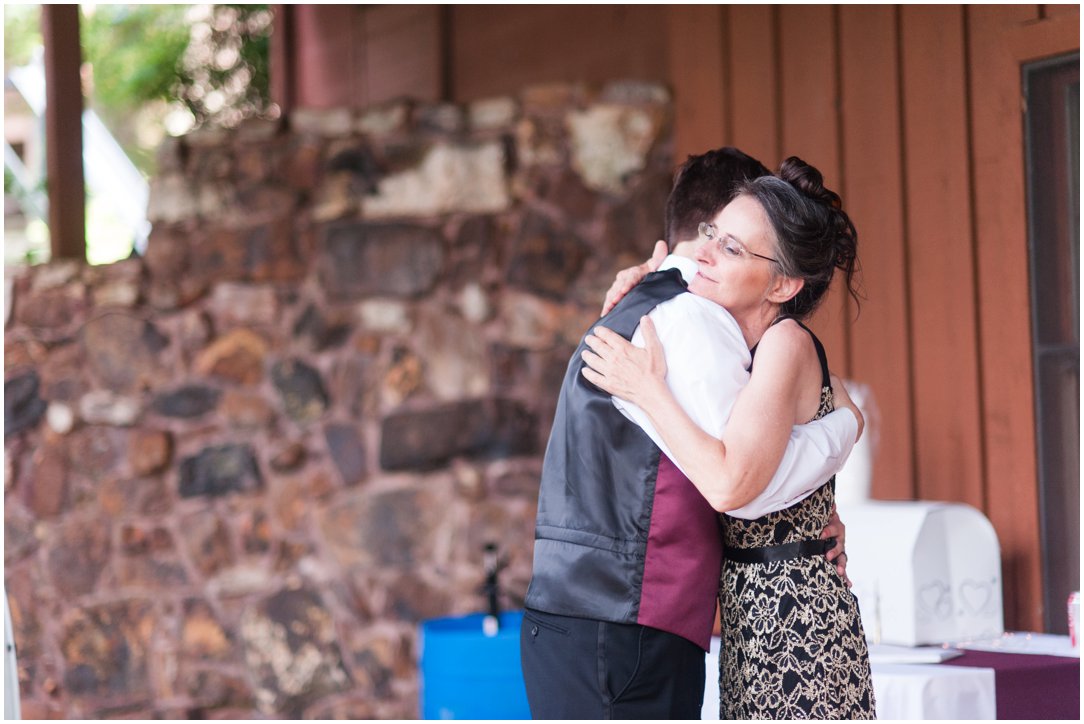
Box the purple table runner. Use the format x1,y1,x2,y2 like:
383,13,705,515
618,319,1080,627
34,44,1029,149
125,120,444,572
942,649,1079,720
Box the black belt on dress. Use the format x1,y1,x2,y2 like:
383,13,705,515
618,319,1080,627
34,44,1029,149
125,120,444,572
723,537,835,564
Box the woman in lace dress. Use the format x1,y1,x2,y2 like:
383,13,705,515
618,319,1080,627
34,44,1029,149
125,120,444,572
583,157,876,719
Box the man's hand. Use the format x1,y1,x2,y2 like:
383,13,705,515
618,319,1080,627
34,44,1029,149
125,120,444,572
821,506,851,587
600,240,667,316
830,374,864,442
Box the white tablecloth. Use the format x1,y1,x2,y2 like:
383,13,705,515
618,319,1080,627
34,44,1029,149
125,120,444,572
701,637,998,720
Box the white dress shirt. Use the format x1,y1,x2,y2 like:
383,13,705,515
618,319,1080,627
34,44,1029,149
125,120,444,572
612,255,858,519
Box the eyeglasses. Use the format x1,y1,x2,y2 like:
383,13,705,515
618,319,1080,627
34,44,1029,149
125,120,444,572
698,222,779,264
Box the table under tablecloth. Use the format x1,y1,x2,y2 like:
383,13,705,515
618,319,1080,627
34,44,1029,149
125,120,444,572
942,649,1080,720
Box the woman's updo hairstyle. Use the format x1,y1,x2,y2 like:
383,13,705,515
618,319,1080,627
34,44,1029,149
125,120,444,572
738,156,860,319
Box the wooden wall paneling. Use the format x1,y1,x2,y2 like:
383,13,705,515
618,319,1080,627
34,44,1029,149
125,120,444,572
725,4,780,165
1008,5,1080,61
838,6,915,501
364,5,443,105
968,3,1048,633
292,5,363,108
899,5,985,508
450,6,668,103
778,5,848,375
1042,3,1078,17
666,5,728,162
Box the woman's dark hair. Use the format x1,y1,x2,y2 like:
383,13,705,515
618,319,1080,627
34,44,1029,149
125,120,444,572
737,156,861,319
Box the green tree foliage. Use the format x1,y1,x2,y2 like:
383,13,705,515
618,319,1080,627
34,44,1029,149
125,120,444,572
5,4,272,176
176,4,273,129
77,4,273,175
82,4,272,129
81,5,191,111
3,4,43,69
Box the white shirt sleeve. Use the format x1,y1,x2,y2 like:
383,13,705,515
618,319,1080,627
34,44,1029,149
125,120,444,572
724,408,858,519
609,254,860,518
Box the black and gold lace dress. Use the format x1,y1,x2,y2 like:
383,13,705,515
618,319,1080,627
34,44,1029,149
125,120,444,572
718,322,876,719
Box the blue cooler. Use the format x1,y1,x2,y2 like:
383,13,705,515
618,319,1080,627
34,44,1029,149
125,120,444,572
418,610,530,719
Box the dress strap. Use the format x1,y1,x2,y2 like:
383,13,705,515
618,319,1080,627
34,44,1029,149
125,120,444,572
765,315,832,389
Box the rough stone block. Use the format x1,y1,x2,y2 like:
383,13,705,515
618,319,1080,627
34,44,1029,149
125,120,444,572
414,102,465,134
469,96,518,130
209,283,278,327
506,213,589,299
181,512,234,576
192,327,266,383
293,305,352,352
599,80,671,105
147,174,201,224
567,104,663,194
269,442,306,472
239,587,351,716
15,285,86,331
31,259,83,291
414,309,489,400
357,101,411,137
81,314,169,393
324,423,366,486
271,359,329,424
178,444,263,499
78,391,142,427
362,142,510,218
60,599,154,698
27,445,68,517
221,390,276,430
116,524,189,587
4,506,39,564
240,509,272,554
46,521,111,597
126,429,172,476
319,488,434,569
379,398,539,471
357,299,412,333
181,598,233,660
4,371,46,437
496,291,567,351
290,108,355,137
151,385,222,419
92,280,141,308
319,223,444,300
381,347,423,407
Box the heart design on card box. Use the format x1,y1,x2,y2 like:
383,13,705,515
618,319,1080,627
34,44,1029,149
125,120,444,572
918,581,952,619
960,579,994,615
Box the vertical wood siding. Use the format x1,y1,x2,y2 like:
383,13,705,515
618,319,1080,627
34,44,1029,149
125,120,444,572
838,5,915,501
899,5,985,510
668,4,1078,631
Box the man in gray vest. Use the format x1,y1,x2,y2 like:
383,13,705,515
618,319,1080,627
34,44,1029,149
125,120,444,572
521,148,859,719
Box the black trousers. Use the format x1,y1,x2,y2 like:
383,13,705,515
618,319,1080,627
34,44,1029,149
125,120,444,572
520,608,706,720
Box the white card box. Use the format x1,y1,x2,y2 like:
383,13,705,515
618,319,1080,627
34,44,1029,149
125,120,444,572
836,500,1004,646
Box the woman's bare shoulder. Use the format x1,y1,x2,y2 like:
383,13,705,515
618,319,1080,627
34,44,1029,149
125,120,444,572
757,318,815,361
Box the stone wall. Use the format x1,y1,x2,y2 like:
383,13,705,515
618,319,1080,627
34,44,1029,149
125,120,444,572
3,81,674,719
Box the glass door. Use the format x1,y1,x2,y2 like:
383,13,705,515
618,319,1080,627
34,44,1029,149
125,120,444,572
1024,52,1079,634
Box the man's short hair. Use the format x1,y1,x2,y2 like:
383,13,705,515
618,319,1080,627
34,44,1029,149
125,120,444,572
664,147,771,245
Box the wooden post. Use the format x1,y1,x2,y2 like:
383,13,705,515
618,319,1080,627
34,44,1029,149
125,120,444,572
41,4,85,261
270,5,294,116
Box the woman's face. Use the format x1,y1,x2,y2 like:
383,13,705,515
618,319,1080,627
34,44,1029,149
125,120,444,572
687,194,780,317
